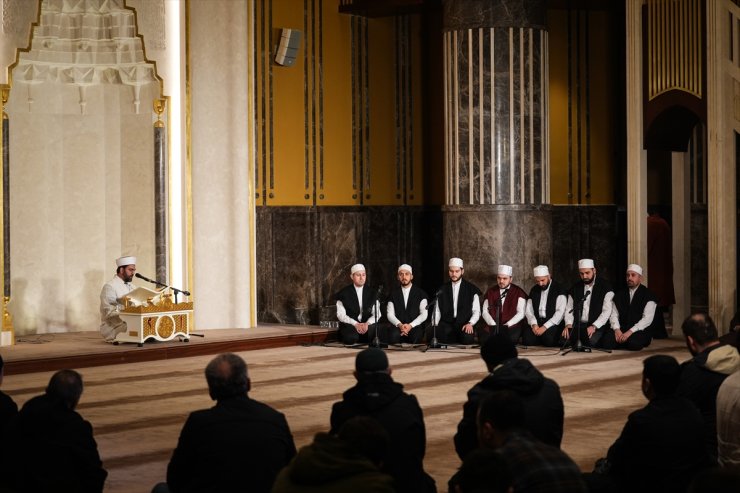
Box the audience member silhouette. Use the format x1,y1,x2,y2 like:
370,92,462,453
330,348,435,493
717,369,740,467
467,390,586,493
0,354,17,428
599,355,712,492
676,313,740,461
272,415,395,493
454,332,564,460
451,448,513,493
159,353,296,493
687,466,740,493
1,369,107,493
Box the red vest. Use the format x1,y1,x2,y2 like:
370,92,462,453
484,284,528,329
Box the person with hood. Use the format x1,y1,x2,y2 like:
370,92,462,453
272,416,395,493
454,331,564,460
330,348,435,493
677,313,740,462
0,369,107,493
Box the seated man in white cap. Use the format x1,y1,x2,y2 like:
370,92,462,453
430,258,481,345
603,264,657,351
481,265,528,345
335,264,379,345
385,264,428,345
562,258,614,348
523,265,567,347
99,256,137,342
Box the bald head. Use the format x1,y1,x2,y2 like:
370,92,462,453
205,353,250,400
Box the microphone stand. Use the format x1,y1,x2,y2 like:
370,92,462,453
370,286,387,349
136,274,191,304
561,289,610,355
426,291,446,350
136,274,202,339
494,287,528,348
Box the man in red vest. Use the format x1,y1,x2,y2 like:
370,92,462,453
481,265,528,344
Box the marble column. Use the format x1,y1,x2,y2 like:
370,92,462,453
672,151,691,328
153,99,168,285
1,84,13,346
441,0,555,283
706,0,737,332
626,0,648,274
443,0,547,205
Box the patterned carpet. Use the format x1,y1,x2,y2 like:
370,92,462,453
1,338,689,492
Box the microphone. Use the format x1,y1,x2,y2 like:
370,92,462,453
135,273,154,283
568,290,590,313
375,284,384,298
135,273,191,297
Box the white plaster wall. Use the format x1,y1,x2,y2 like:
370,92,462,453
190,0,252,329
7,81,156,334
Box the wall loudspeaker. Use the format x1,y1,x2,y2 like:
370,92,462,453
275,28,302,67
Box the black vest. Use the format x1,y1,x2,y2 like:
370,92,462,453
439,279,481,325
389,285,428,324
335,284,375,322
613,284,657,332
528,280,566,327
569,277,613,328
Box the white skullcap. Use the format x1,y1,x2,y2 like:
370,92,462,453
497,264,513,277
578,258,595,269
533,265,550,277
116,256,136,267
350,263,366,274
449,257,464,268
398,264,413,274
627,263,643,276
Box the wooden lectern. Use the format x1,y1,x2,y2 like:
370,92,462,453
113,291,194,346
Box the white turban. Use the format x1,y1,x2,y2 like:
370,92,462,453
533,265,550,277
398,264,413,274
627,263,643,276
578,258,595,269
116,256,136,267
350,263,366,274
497,264,513,277
449,257,464,268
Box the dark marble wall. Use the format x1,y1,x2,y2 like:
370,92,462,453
442,205,554,293
443,0,547,30
257,204,622,324
256,206,443,324
551,205,622,289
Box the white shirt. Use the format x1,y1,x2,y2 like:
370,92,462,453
564,282,614,328
386,284,429,327
99,275,135,341
609,285,657,332
336,285,377,325
525,283,567,328
432,280,480,325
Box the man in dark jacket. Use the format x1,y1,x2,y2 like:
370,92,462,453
1,369,107,493
272,416,395,493
330,348,435,493
602,355,712,492
163,353,296,493
676,313,740,462
454,331,564,460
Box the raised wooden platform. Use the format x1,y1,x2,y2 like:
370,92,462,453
1,324,336,375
